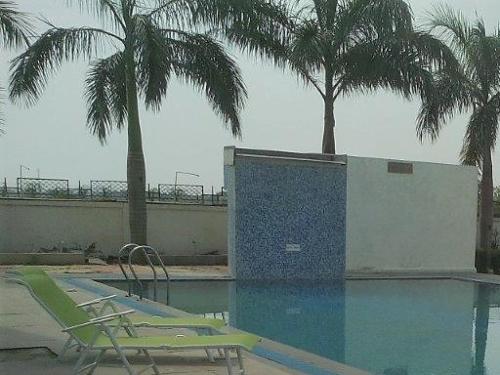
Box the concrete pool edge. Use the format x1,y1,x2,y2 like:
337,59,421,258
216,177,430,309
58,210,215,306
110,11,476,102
60,276,371,375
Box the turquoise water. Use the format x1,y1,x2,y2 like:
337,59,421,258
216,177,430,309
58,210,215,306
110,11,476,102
102,279,500,375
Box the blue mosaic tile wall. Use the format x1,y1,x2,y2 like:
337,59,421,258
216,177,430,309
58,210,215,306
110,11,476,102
225,156,347,280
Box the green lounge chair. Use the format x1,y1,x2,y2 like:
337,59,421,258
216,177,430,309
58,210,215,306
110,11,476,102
13,268,225,331
12,267,227,362
13,267,227,361
10,272,260,375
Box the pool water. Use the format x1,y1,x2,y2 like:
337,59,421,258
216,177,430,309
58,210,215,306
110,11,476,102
102,279,500,375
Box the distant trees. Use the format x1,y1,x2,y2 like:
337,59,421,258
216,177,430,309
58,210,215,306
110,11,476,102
417,5,500,251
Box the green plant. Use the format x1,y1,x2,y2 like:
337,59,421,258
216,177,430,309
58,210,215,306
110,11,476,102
490,249,500,275
418,5,499,253
476,249,490,273
231,0,454,153
9,0,280,244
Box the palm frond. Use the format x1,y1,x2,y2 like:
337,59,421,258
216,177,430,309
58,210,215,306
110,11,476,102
221,0,292,67
134,15,173,111
466,32,500,95
147,0,193,29
459,95,499,165
334,0,413,48
170,32,247,136
0,0,32,48
337,31,456,101
196,0,291,28
319,0,339,30
85,51,127,142
417,67,475,141
427,4,471,59
68,0,126,31
9,26,120,105
289,19,323,73
225,23,289,68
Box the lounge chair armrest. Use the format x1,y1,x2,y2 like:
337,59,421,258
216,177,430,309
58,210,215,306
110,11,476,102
77,295,117,307
89,309,136,321
62,310,136,332
62,317,116,332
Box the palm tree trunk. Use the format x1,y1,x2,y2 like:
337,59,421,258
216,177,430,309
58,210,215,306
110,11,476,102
322,68,336,154
479,147,494,251
124,49,147,245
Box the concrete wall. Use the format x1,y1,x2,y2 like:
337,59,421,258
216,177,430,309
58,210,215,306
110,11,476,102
345,156,478,273
0,198,227,256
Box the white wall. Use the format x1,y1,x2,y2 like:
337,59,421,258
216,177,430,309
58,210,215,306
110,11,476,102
0,199,227,256
345,156,478,273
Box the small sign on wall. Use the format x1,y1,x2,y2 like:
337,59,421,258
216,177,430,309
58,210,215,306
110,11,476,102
387,161,413,174
286,244,301,252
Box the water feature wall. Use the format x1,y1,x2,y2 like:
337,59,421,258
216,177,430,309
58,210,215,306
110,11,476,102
225,148,478,279
224,147,347,279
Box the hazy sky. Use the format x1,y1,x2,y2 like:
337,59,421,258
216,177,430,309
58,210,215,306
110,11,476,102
0,0,498,189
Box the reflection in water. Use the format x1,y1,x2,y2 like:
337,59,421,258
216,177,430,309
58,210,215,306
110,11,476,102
472,285,490,375
229,280,346,362
103,279,500,375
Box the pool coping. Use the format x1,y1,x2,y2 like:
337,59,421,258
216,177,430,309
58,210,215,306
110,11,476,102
59,275,371,375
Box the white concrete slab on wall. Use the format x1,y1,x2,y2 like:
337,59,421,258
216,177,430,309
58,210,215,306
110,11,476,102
345,156,478,273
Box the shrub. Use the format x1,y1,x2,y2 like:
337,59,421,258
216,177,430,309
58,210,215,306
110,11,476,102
476,250,489,273
491,250,500,275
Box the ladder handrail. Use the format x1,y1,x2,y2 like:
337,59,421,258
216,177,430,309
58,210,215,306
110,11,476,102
128,245,170,302
117,243,138,296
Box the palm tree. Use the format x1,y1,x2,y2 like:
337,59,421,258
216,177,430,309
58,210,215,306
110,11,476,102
229,0,454,154
417,6,499,252
0,0,31,134
8,0,259,245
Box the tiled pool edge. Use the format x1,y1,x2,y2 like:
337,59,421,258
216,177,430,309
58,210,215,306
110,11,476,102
60,276,370,375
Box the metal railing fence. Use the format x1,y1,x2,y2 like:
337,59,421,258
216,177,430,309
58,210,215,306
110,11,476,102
16,177,69,199
2,177,226,206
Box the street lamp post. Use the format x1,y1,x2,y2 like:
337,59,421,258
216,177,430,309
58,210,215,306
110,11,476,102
19,164,30,179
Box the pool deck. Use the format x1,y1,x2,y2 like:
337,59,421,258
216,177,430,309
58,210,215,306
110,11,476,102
2,264,500,375
0,275,300,375
0,265,374,375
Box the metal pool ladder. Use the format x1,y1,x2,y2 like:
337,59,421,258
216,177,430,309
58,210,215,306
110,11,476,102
118,243,170,303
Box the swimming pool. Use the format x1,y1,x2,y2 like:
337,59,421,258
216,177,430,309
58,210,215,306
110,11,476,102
102,278,500,375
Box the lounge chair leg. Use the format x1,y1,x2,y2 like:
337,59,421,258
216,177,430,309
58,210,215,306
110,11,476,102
206,329,223,360
142,349,160,375
236,348,245,375
199,329,215,362
59,337,74,361
224,348,234,375
115,346,137,375
87,349,106,375
205,349,215,362
72,348,89,375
